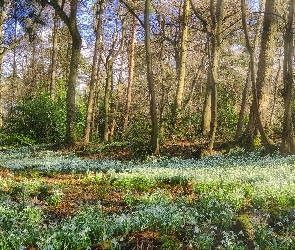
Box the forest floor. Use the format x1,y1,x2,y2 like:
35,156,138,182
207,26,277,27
0,144,294,249
74,140,232,162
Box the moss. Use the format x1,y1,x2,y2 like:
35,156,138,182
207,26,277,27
252,135,261,149
236,213,254,241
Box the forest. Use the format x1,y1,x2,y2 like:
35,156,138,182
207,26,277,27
0,0,294,156
1,0,295,249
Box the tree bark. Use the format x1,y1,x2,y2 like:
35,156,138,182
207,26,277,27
158,17,169,137
144,0,159,155
206,0,223,154
123,5,137,135
47,0,82,144
0,5,5,127
103,21,125,143
103,61,112,142
256,0,278,128
173,0,190,126
239,0,265,144
281,0,295,156
49,11,58,100
235,67,251,140
84,0,105,144
241,0,272,151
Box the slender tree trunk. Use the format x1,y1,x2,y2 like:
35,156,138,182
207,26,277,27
66,37,81,144
206,0,223,154
84,0,105,144
50,11,58,100
103,61,112,142
183,56,204,111
281,0,295,156
235,67,251,140
49,0,82,144
270,62,281,125
256,0,278,128
159,20,169,137
201,56,212,136
0,6,5,127
241,0,271,150
11,13,18,112
31,39,36,89
123,7,137,134
239,0,265,144
110,62,123,141
144,0,159,155
103,23,125,143
173,0,190,125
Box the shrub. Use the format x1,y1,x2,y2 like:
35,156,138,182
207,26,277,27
1,91,86,146
1,93,66,146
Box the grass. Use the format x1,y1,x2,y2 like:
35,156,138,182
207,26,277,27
0,145,295,249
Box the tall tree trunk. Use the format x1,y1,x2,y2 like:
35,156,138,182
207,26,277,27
173,0,190,126
48,0,82,144
103,61,112,142
66,4,82,144
256,0,278,128
241,0,271,150
235,67,251,140
239,0,265,144
159,18,169,137
123,6,137,134
49,11,58,100
103,22,125,143
84,0,105,144
30,38,37,93
110,60,123,141
11,12,18,113
201,60,212,136
281,0,295,156
0,5,5,127
206,0,223,154
144,0,159,155
270,62,281,125
66,35,81,144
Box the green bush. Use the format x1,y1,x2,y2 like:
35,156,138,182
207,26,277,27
1,93,66,146
1,91,86,147
217,91,239,140
124,118,151,156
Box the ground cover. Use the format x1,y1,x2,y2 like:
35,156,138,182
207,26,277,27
0,145,295,249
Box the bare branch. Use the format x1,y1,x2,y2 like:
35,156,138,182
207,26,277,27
119,0,144,27
0,35,25,60
43,0,70,26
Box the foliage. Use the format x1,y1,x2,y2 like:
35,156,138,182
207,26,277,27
217,89,239,141
1,93,66,146
1,147,295,248
74,93,87,140
123,118,152,157
1,91,86,147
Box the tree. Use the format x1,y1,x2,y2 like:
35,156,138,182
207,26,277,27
190,0,224,154
123,5,137,134
241,0,276,151
102,6,125,143
83,0,105,144
49,11,59,100
144,0,159,154
43,0,82,144
281,0,295,156
255,0,278,128
0,0,28,126
120,0,159,154
236,0,265,140
172,0,190,126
